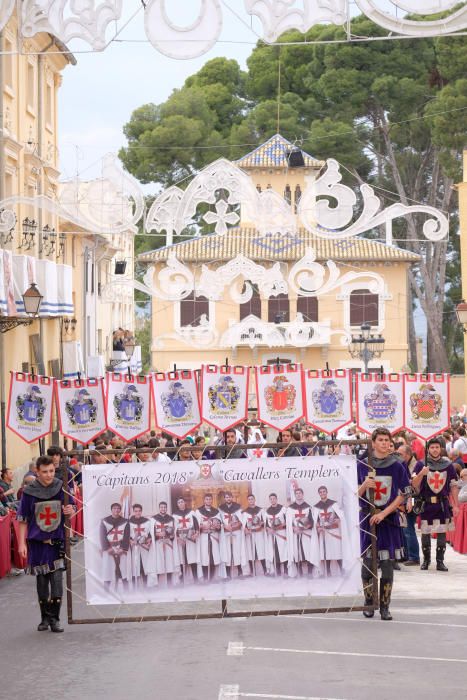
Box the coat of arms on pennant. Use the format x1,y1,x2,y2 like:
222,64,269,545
208,375,240,414
16,383,46,425
312,379,344,418
264,374,296,414
409,383,442,422
65,387,98,426
114,384,144,424
364,383,397,422
161,380,193,422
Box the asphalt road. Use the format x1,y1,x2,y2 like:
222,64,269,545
1,543,466,700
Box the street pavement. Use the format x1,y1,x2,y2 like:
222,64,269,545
1,542,466,700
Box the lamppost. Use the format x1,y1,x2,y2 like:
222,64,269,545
0,282,43,333
0,283,43,467
348,322,385,373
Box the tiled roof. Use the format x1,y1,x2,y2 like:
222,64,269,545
138,228,420,264
235,134,323,169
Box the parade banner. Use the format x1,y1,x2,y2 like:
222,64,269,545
304,369,352,435
55,378,107,445
356,373,404,436
255,364,304,431
6,372,54,443
152,370,201,440
82,455,361,605
105,373,152,443
403,373,450,440
200,364,249,432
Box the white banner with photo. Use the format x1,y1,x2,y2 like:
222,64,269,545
55,378,107,445
403,373,450,440
82,455,361,605
105,373,152,443
356,373,404,436
152,370,201,439
200,364,249,432
304,369,352,435
255,363,304,431
7,372,54,443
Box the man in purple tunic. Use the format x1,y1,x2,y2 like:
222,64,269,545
412,437,459,571
17,456,75,633
358,427,410,621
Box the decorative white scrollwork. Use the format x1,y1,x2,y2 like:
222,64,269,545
144,0,223,59
203,200,240,236
245,0,347,42
0,0,15,33
354,0,467,37
254,189,296,236
298,159,448,241
175,158,259,235
197,254,287,302
154,316,219,349
59,153,144,234
288,247,385,298
21,0,122,50
146,186,184,236
0,207,16,233
220,314,286,350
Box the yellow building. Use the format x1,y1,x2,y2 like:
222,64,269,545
139,135,418,376
0,15,135,470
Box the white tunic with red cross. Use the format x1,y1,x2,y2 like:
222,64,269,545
129,517,153,578
173,510,200,566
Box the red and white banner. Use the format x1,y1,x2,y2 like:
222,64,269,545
255,364,304,431
7,372,54,443
356,373,404,436
403,373,450,440
200,365,249,432
152,370,201,439
106,373,152,443
304,369,352,435
55,378,107,445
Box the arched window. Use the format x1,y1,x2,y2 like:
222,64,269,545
349,289,379,326
268,294,290,323
180,292,209,327
240,282,261,320
284,184,291,205
297,296,318,322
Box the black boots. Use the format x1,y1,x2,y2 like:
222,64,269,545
420,544,431,570
362,579,374,618
379,579,393,621
37,600,50,631
48,598,64,633
436,545,448,572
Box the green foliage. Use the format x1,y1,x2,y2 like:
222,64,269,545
120,16,467,372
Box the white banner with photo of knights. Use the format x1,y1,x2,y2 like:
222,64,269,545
82,456,361,605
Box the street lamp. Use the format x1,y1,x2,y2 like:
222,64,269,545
0,283,43,333
455,301,467,330
348,322,385,373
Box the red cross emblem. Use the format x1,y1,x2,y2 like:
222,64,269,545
428,470,446,494
110,527,124,542
253,448,264,458
156,521,166,532
224,512,233,523
39,506,58,527
320,511,332,521
374,481,387,501
294,509,307,520
134,524,146,537
178,515,190,528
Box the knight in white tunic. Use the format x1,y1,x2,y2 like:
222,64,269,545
173,497,200,583
242,494,267,576
219,491,245,578
128,503,153,587
264,493,288,576
286,488,319,577
312,486,345,577
152,502,178,584
195,493,225,581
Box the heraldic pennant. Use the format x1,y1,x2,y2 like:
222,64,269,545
371,476,392,507
427,470,448,495
35,500,61,533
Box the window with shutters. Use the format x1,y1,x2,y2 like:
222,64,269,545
284,184,291,205
268,294,290,323
240,282,261,320
297,296,318,322
294,185,302,213
349,289,379,326
180,292,209,327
